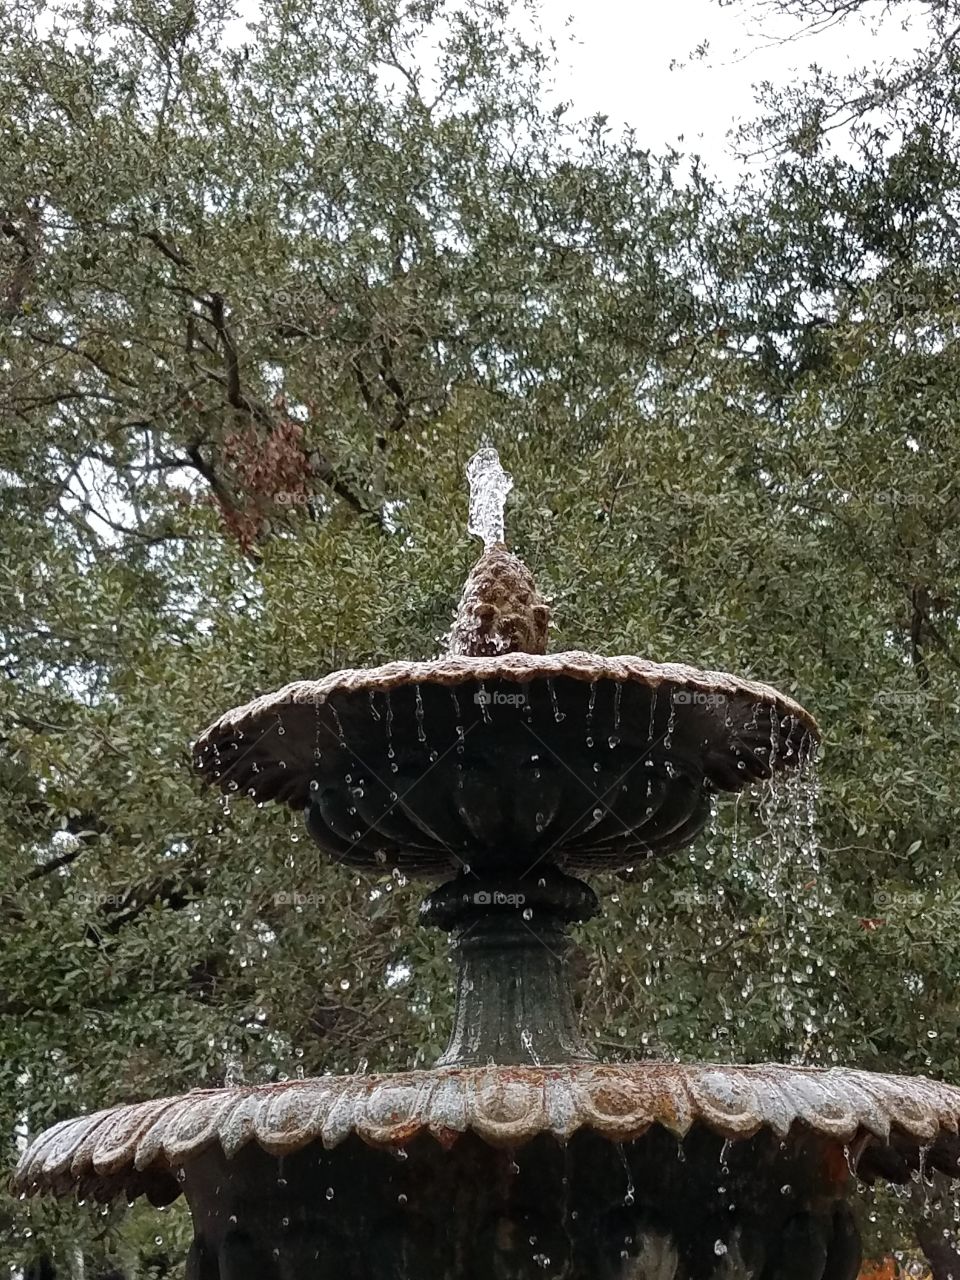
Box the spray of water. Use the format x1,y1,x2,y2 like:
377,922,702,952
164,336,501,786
466,446,513,548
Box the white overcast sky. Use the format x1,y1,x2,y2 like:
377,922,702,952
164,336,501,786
220,1,929,180
532,0,927,177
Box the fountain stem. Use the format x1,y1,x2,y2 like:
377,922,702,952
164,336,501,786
421,870,598,1067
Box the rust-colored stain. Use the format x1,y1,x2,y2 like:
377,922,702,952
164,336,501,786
822,1140,851,1187
858,1259,899,1280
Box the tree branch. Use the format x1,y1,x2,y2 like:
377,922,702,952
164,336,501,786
1,204,40,319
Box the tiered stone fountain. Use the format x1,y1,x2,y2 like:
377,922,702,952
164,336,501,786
14,450,960,1278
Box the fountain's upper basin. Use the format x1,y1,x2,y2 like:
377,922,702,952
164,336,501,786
193,652,817,877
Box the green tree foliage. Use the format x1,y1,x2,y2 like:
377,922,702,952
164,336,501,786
1,0,959,1271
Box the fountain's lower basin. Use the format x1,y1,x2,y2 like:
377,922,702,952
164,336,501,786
16,1063,960,1278
176,1127,861,1279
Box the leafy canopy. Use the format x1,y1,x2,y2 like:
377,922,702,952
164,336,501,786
2,0,959,1270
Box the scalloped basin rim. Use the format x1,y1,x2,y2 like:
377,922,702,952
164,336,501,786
192,650,820,747
15,1061,960,1204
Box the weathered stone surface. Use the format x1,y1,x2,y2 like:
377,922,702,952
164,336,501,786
15,1061,960,1206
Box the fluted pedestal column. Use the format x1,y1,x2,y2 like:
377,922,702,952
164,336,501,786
420,868,598,1067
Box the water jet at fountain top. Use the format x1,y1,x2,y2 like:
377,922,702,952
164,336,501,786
466,445,513,549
